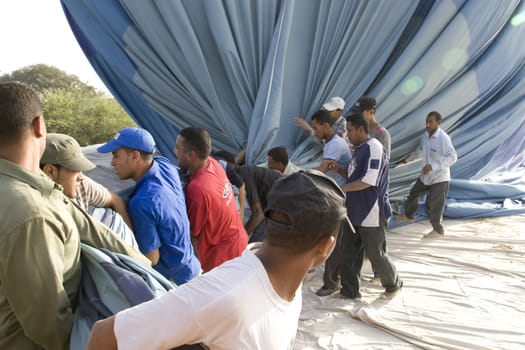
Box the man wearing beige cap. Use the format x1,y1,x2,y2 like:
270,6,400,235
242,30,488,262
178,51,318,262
295,96,348,143
41,133,133,231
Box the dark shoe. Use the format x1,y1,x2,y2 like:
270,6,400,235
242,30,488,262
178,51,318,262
316,286,338,297
381,281,403,300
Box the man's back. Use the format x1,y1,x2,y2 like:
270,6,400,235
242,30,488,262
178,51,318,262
186,157,247,272
0,159,146,349
114,250,301,349
129,156,200,284
0,160,81,349
236,165,281,210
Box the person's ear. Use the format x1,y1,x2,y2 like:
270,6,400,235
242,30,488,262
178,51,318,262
131,150,140,161
32,115,45,138
317,235,336,260
42,164,58,180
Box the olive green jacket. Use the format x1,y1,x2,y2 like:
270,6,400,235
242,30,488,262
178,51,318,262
0,159,148,350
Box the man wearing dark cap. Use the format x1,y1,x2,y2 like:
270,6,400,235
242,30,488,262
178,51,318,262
87,170,347,350
349,96,391,159
41,133,133,231
98,127,200,285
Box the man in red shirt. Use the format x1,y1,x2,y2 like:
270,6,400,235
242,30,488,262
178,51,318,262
174,127,248,272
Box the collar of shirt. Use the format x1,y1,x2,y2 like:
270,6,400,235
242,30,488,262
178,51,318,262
0,158,57,196
426,127,443,139
130,157,161,198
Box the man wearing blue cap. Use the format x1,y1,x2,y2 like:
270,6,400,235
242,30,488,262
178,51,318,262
98,127,200,285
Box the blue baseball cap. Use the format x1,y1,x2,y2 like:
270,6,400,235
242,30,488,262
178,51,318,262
97,127,156,154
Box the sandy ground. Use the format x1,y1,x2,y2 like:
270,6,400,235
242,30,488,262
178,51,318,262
294,214,525,350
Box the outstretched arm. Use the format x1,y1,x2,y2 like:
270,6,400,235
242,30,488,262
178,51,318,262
87,316,117,350
294,117,313,132
107,190,134,231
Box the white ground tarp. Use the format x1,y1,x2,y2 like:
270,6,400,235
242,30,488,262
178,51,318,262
296,215,525,350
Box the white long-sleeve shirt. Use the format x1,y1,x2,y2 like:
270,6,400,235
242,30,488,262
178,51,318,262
420,127,457,185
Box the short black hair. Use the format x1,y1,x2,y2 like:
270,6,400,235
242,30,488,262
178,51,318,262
310,109,334,126
178,127,212,159
0,81,42,145
267,146,289,165
427,111,442,123
346,113,369,134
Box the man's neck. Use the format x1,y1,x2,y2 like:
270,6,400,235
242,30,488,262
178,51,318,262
324,131,336,143
133,159,154,182
189,157,209,177
0,140,41,173
255,245,311,302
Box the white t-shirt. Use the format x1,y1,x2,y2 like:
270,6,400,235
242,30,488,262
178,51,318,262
114,250,302,350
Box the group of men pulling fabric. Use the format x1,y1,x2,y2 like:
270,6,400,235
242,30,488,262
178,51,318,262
0,81,456,350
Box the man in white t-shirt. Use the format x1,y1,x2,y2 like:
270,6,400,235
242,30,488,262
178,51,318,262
87,170,348,350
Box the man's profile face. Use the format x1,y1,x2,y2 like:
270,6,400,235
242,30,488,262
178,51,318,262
346,122,362,146
52,166,83,198
311,119,327,140
111,148,134,180
174,135,190,171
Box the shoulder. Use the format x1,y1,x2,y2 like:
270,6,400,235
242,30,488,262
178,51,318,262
326,135,347,149
438,128,452,140
378,124,391,137
81,175,107,191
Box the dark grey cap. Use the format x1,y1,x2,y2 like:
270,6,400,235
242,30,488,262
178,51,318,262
349,96,377,115
41,133,95,171
264,169,351,235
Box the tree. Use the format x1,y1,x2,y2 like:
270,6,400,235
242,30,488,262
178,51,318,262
0,64,135,145
0,64,97,96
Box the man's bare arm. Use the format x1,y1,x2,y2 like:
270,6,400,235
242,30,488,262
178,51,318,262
107,191,134,231
87,316,117,350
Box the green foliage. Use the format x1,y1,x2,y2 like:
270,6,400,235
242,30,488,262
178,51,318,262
0,64,96,95
0,64,135,145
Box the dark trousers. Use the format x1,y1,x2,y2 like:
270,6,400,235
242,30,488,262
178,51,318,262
340,216,401,297
405,179,449,234
321,221,346,289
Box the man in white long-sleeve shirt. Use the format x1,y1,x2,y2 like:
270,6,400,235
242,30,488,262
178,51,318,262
396,111,457,238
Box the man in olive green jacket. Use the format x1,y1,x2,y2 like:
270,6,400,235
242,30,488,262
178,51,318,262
0,81,149,350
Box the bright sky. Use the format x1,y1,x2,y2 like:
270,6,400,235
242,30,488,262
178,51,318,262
0,0,107,92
